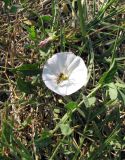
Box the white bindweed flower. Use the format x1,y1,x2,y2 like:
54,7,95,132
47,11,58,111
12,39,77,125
42,52,88,96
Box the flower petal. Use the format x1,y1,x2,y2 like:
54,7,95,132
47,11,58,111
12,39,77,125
66,81,83,95
56,52,70,72
43,54,61,76
43,79,68,96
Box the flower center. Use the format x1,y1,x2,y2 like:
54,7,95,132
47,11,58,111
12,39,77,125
57,73,69,84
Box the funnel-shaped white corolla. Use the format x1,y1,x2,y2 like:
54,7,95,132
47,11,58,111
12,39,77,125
42,52,88,96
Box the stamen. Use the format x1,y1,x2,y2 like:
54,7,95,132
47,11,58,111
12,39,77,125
57,73,68,84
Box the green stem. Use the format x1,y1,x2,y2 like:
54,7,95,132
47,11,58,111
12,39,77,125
49,136,66,160
50,84,101,159
72,99,93,160
51,84,101,135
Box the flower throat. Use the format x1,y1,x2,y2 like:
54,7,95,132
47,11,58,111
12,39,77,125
57,73,68,84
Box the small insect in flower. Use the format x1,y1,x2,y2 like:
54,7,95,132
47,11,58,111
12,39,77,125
57,73,68,84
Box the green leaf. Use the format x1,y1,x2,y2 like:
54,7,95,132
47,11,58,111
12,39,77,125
88,125,120,160
35,131,52,148
41,15,52,22
65,101,77,110
27,26,37,41
20,0,27,4
60,123,72,136
1,120,13,144
17,78,34,94
115,82,125,88
118,89,125,105
2,0,12,6
13,138,32,159
108,83,118,100
24,44,35,49
99,59,117,85
15,63,41,76
10,5,19,13
88,97,96,106
77,0,86,39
